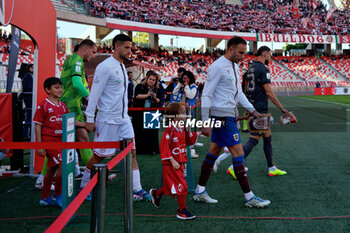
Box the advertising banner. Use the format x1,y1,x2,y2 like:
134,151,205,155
259,33,337,44
315,87,336,95
339,35,350,44
62,113,76,212
0,93,13,154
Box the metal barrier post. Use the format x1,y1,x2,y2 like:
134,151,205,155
90,164,108,233
122,139,133,233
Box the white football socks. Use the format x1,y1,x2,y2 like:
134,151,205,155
133,169,142,192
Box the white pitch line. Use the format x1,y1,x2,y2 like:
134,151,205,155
298,97,350,107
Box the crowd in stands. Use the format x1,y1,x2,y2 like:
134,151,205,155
94,44,350,84
84,0,350,35
0,31,11,54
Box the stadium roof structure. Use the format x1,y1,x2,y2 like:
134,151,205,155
106,18,349,44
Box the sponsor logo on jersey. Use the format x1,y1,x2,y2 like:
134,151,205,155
172,147,186,155
225,75,234,82
50,116,62,122
75,65,81,73
54,129,62,134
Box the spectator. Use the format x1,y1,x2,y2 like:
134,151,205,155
133,71,161,155
85,0,349,35
21,64,33,138
316,81,321,88
127,71,134,107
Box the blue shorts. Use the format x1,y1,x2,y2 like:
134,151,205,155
211,116,241,148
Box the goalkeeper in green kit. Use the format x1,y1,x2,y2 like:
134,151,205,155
60,39,97,165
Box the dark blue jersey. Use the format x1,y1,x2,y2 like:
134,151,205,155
242,61,271,113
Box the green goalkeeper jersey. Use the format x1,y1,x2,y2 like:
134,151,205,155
60,53,89,122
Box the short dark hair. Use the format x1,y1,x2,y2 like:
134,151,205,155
112,34,132,50
256,46,271,56
127,71,133,75
182,71,196,85
74,44,80,52
227,36,247,49
27,64,33,71
177,67,186,74
79,39,96,49
44,77,62,92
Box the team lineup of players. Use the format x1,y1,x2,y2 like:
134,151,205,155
34,34,292,220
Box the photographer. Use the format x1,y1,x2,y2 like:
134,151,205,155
167,67,186,103
132,71,161,154
172,71,198,109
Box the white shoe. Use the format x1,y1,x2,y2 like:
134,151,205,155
35,182,55,191
193,191,218,204
108,173,117,181
213,160,220,173
195,142,203,147
191,149,199,159
244,195,270,208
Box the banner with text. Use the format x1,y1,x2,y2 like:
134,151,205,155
339,35,350,44
258,33,337,44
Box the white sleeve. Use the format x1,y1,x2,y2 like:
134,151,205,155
184,84,197,99
201,66,221,121
172,83,183,96
85,64,109,123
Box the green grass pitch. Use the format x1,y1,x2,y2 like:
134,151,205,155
0,96,349,233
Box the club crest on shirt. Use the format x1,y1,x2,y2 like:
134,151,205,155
225,75,234,82
48,108,53,113
173,137,179,143
233,133,239,141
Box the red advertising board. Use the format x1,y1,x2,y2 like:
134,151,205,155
315,87,337,95
0,93,13,155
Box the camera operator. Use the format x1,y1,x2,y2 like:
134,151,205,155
167,67,186,103
172,71,198,107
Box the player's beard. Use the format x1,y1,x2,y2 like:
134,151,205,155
120,52,129,61
265,59,269,66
